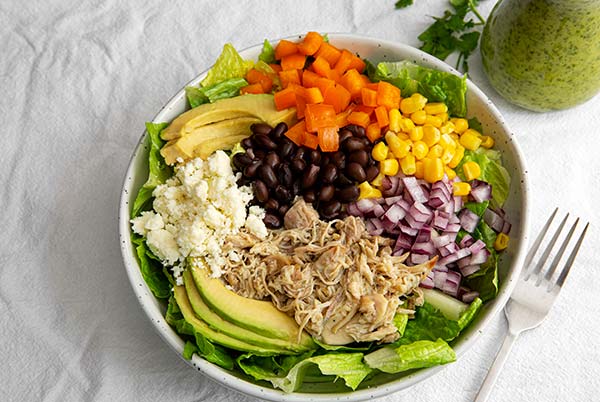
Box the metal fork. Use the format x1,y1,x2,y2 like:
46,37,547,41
474,208,589,402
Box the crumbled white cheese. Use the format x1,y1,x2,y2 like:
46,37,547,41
130,150,268,278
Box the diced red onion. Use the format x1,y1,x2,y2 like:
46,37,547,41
403,176,428,203
470,180,492,203
502,221,512,234
459,234,474,248
433,271,447,288
459,208,479,233
468,239,487,254
445,223,462,233
404,213,425,229
366,218,384,236
453,195,463,212
439,242,459,257
399,223,419,236
356,198,376,214
438,248,471,266
410,253,430,265
382,175,401,197
446,270,462,285
412,241,436,255
409,202,433,223
432,210,449,230
347,202,361,216
415,226,432,243
372,203,386,218
432,233,453,248
460,264,481,277
384,204,406,224
462,290,480,303
483,208,505,233
420,276,435,289
394,233,413,250
469,248,491,265
433,264,449,272
384,195,404,206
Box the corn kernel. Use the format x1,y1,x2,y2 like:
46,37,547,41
415,161,424,179
422,125,441,147
388,109,402,132
427,144,444,158
410,110,427,125
423,157,444,183
441,147,455,164
451,118,469,134
371,172,385,187
372,142,389,161
380,158,399,176
448,144,465,168
460,130,482,151
494,233,510,251
436,112,449,123
424,102,448,115
452,181,471,196
400,154,417,175
412,141,429,160
400,98,419,114
444,166,457,180
462,161,481,180
440,121,455,135
411,93,428,109
425,114,443,128
439,133,455,149
480,135,495,148
400,117,415,132
408,126,423,142
396,131,410,141
450,133,460,141
358,181,382,199
386,131,411,158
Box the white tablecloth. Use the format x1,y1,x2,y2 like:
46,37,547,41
2,1,599,401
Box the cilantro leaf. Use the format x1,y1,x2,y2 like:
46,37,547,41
395,0,414,9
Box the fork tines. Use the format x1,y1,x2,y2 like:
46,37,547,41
523,207,589,290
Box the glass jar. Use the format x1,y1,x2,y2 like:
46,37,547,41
480,0,600,111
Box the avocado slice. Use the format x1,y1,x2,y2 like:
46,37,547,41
183,270,313,353
160,94,297,141
173,285,287,355
189,260,315,347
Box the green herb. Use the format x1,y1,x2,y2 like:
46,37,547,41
395,0,414,9
416,0,485,73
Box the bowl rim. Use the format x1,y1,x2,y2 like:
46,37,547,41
118,32,530,401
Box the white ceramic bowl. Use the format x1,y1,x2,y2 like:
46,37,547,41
119,33,529,401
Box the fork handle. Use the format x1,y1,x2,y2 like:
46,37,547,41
474,331,519,402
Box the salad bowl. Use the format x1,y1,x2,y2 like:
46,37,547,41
119,33,529,401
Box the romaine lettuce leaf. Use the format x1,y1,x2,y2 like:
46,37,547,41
201,43,253,87
457,297,483,330
258,39,275,64
464,200,489,217
131,122,172,218
183,341,197,360
393,313,409,337
366,60,467,116
458,148,511,208
131,235,171,299
313,339,371,352
186,77,249,108
397,302,462,345
364,338,455,374
165,295,194,335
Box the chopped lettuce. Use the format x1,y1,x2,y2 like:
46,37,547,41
201,43,253,88
238,353,372,393
458,148,511,208
457,297,483,330
313,339,371,352
366,60,467,116
464,200,489,217
393,313,409,337
183,341,198,360
364,338,455,374
131,235,171,299
397,302,462,345
165,295,194,335
185,77,248,108
131,122,171,218
258,39,275,64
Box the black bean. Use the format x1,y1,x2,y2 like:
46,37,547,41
270,122,288,140
275,185,292,202
292,178,302,196
346,162,367,182
264,198,279,211
358,137,371,148
309,150,322,165
321,201,342,219
258,164,278,187
263,213,282,228
365,165,379,182
278,204,290,216
243,160,261,178
319,185,335,202
337,185,359,202
347,124,366,137
336,173,353,186
245,148,256,160
303,189,316,203
278,163,293,187
330,151,346,169
232,153,252,170
321,163,338,184
265,152,280,168
294,147,307,161
253,134,278,150
253,180,269,203
254,149,266,160
349,150,369,167
320,155,331,167
241,137,253,149
251,123,272,135
279,139,295,158
302,164,320,188
344,137,365,153
291,158,306,173
338,129,353,144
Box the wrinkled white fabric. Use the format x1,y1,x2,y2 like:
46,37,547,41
1,1,599,401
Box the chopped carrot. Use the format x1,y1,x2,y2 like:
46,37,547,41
310,56,331,77
295,94,307,118
240,83,264,95
348,55,366,73
361,87,378,107
314,77,335,95
353,104,374,116
274,86,296,110
297,31,324,56
366,122,382,142
304,103,336,132
275,40,298,60
303,132,320,149
340,69,368,99
376,81,401,109
366,82,379,91
246,68,273,92
323,84,351,113
326,69,341,82
281,53,306,71
318,126,339,152
278,69,301,88
301,69,320,87
269,63,283,73
335,104,356,127
334,49,353,74
285,120,306,145
347,111,371,128
374,106,389,128
295,86,324,104
315,42,342,66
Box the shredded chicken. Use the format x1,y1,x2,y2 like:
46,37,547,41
221,200,435,345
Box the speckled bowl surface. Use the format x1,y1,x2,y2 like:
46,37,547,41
119,33,529,401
